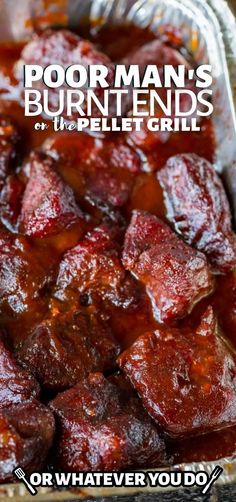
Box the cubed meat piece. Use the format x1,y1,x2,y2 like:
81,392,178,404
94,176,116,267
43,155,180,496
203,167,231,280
16,29,116,120
0,228,57,347
0,115,20,184
119,306,236,438
158,153,236,273
86,170,131,209
90,135,141,175
84,137,141,209
17,309,120,391
0,175,24,232
122,210,213,323
54,224,138,310
49,372,167,471
0,338,40,407
20,151,84,238
0,400,54,483
43,132,141,212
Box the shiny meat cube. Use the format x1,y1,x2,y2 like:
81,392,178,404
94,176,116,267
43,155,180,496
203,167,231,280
119,306,236,438
158,153,236,273
43,132,141,212
0,401,54,482
0,338,40,407
54,224,138,310
49,372,167,471
20,151,83,238
86,169,131,208
122,210,213,322
17,309,120,391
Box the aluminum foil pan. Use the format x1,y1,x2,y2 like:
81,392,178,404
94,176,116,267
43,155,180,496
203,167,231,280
0,0,236,499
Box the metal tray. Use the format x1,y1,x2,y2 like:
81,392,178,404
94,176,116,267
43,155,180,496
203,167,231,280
0,0,236,500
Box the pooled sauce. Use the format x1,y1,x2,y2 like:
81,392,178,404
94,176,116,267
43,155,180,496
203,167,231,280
0,23,235,473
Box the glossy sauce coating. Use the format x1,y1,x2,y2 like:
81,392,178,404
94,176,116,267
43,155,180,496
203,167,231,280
0,24,235,471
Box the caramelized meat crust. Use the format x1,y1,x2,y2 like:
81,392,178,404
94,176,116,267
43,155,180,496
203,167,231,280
119,307,236,438
0,339,54,483
0,20,233,475
17,309,120,391
43,132,141,213
20,151,84,238
158,153,236,273
54,224,138,310
49,372,167,471
0,338,40,407
122,210,213,322
0,401,55,482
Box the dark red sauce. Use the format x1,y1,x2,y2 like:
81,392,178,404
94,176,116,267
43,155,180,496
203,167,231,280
0,23,235,477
